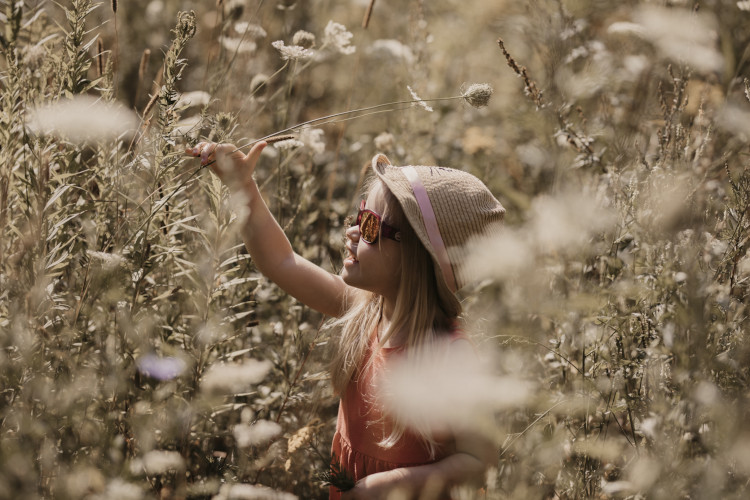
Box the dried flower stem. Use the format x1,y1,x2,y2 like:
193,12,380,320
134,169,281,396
362,0,376,28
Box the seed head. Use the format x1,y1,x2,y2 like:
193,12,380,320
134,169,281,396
292,30,316,49
462,83,494,109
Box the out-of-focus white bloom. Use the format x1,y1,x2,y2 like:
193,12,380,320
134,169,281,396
607,21,647,37
176,90,211,108
272,138,304,151
738,1,750,11
368,39,414,64
201,359,272,395
632,6,723,74
530,192,615,251
407,85,433,112
271,40,313,61
323,21,356,54
379,341,532,435
374,132,395,152
131,450,185,475
220,36,257,54
234,22,267,38
464,230,534,281
91,479,143,500
233,420,282,447
212,483,297,500
87,250,125,270
28,95,138,143
299,127,325,155
716,104,750,141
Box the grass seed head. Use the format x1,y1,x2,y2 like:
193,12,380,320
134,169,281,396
462,83,494,108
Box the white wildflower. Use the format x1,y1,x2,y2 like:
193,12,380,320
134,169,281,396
323,21,355,54
272,138,304,151
86,250,125,270
407,85,433,113
633,6,723,74
201,359,272,395
374,132,395,152
292,30,316,49
233,420,282,447
132,450,185,475
234,22,267,38
220,36,257,54
212,483,297,500
271,40,313,61
91,479,143,500
738,1,750,11
176,90,211,108
299,127,325,155
368,39,414,64
607,21,647,38
28,95,138,144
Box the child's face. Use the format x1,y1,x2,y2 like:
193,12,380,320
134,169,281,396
341,184,402,302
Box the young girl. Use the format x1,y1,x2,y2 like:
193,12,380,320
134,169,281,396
187,140,506,499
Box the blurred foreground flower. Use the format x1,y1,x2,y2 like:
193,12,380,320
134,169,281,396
233,420,282,447
201,359,272,395
379,341,533,436
28,95,138,143
130,450,185,475
212,483,297,500
323,21,355,54
611,6,724,74
465,191,615,281
137,354,187,381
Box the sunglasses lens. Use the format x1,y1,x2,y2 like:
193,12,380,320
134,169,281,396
359,211,380,243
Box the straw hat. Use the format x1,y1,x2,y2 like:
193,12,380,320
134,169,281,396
370,153,506,293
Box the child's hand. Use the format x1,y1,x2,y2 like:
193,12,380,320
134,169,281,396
341,470,411,500
185,141,267,191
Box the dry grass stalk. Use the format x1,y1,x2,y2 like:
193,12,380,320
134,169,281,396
362,0,377,28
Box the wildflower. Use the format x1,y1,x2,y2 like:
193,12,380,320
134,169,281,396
271,40,314,61
250,73,269,96
233,420,282,447
323,21,356,54
292,30,316,49
213,483,297,500
220,36,257,54
461,83,494,109
201,359,272,395
738,0,750,10
131,450,185,475
234,22,267,38
407,85,433,113
176,90,211,108
374,132,395,152
368,39,415,65
299,127,326,154
272,138,305,151
28,95,138,144
137,354,187,381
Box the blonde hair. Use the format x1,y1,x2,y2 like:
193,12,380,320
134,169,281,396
327,178,462,455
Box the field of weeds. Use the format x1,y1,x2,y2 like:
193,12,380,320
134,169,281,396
1,0,750,498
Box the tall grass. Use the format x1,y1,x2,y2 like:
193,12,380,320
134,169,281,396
0,1,749,499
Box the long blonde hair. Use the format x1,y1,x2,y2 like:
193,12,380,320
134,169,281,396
327,178,462,453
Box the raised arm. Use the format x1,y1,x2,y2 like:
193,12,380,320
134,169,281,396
187,141,349,318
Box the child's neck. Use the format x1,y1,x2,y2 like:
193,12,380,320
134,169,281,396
378,297,406,348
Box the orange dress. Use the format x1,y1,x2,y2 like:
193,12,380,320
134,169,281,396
329,329,463,499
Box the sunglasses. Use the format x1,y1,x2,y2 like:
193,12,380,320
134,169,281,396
354,200,401,244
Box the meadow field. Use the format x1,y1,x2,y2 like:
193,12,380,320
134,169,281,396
1,0,750,498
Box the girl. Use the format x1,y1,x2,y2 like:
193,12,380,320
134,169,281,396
187,140,506,499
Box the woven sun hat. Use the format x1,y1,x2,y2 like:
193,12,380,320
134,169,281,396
370,153,506,294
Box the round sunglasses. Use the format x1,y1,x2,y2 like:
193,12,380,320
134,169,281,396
353,200,401,244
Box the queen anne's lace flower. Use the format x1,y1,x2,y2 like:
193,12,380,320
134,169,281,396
271,40,314,61
323,21,356,54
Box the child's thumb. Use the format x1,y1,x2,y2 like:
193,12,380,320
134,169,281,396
242,141,267,170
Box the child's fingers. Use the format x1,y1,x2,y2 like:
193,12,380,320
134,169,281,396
241,141,267,173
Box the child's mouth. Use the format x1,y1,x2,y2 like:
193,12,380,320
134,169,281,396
346,244,358,263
